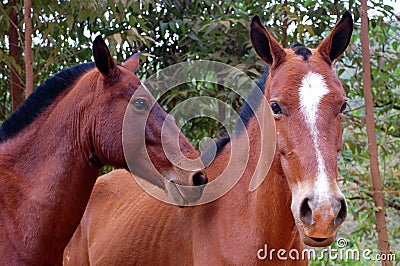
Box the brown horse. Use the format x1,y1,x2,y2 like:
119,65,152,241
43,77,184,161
64,12,353,265
0,36,207,265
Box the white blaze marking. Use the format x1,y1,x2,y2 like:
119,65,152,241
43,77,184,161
299,72,330,199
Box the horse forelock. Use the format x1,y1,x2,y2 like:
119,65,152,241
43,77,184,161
0,63,95,143
290,43,312,61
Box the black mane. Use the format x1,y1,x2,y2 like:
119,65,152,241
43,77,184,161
235,66,269,136
0,63,95,143
201,136,231,166
202,66,269,159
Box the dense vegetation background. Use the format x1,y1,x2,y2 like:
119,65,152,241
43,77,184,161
0,0,398,264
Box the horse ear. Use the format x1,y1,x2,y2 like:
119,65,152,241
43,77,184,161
250,15,285,66
93,35,117,76
122,52,141,73
317,11,353,64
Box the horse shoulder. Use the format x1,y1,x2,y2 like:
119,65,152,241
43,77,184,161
81,169,141,230
64,169,138,265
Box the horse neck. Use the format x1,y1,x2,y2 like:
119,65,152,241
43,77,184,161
0,83,100,264
194,111,302,264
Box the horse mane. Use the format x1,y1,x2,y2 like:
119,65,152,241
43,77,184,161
201,136,231,166
235,66,269,136
200,66,270,160
0,63,95,143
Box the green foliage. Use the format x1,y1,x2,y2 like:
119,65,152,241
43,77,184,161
0,0,399,262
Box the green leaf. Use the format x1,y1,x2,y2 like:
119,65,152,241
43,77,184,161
160,22,168,37
67,14,74,30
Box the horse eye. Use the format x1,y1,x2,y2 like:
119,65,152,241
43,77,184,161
270,102,283,115
339,101,348,113
132,98,149,111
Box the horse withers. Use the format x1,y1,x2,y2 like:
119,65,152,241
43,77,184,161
0,36,206,265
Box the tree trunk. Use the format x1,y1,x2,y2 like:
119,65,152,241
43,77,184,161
24,0,33,98
282,0,288,48
9,0,24,112
360,1,392,265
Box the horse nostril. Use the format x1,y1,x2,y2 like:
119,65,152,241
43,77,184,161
334,198,347,226
300,198,314,226
192,172,208,186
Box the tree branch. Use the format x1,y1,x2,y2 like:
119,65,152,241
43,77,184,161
348,191,400,212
